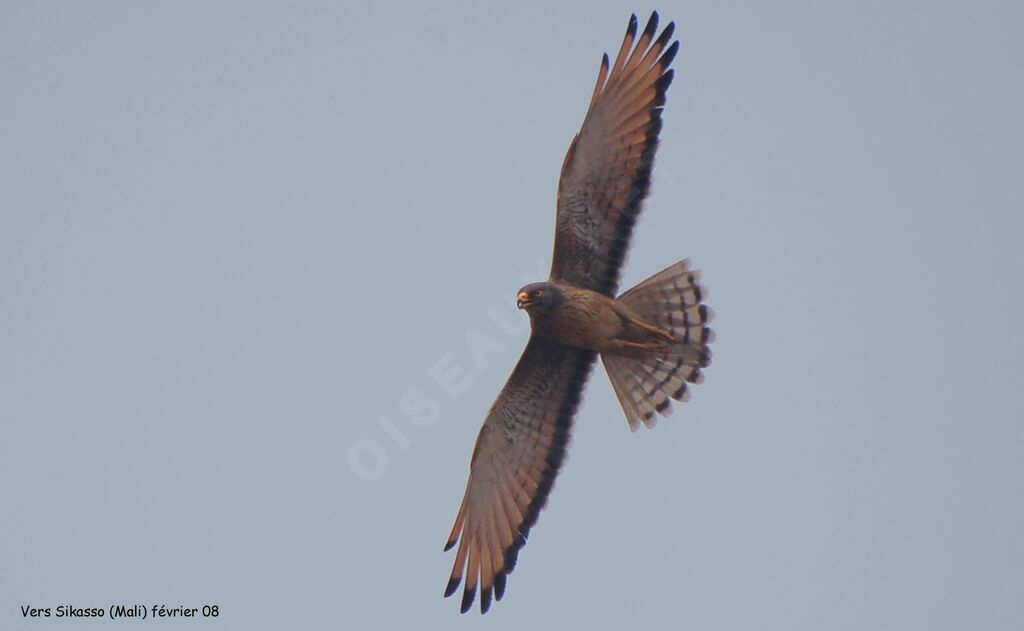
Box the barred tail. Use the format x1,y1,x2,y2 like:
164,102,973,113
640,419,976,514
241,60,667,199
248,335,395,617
602,259,715,431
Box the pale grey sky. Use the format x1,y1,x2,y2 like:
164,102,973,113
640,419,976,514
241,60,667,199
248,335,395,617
3,2,1023,629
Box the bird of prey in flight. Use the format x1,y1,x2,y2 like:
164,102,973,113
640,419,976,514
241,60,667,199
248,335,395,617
443,12,714,614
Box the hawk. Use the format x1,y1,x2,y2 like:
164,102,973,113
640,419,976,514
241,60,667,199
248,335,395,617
443,12,714,613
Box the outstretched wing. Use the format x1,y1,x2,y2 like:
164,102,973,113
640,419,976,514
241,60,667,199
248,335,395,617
443,337,597,614
551,12,678,297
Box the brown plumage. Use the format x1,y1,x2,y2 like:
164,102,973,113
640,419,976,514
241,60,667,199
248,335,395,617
444,13,714,614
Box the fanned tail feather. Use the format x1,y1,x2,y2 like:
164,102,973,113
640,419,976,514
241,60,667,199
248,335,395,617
602,259,715,431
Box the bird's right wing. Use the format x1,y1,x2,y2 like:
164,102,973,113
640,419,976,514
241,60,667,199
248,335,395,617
443,336,597,614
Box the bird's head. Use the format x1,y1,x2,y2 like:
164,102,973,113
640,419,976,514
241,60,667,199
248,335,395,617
516,282,562,312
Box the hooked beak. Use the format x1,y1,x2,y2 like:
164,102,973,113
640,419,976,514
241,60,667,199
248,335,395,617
516,291,533,309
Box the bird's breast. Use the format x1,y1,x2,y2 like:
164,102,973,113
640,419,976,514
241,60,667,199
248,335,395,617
529,287,626,352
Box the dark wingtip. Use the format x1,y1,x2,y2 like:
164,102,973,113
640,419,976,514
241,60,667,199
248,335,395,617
494,572,507,601
480,586,493,614
658,20,676,47
444,576,460,598
460,586,475,614
654,68,675,101
642,12,659,39
443,537,456,552
626,14,638,38
660,40,680,71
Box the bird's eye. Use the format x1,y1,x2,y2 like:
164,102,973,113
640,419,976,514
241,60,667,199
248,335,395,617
535,289,543,297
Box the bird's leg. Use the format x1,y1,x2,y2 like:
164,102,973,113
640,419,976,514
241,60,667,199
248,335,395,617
615,340,672,353
627,317,675,342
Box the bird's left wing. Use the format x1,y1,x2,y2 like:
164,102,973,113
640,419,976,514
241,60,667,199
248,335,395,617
444,337,597,614
551,12,678,297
